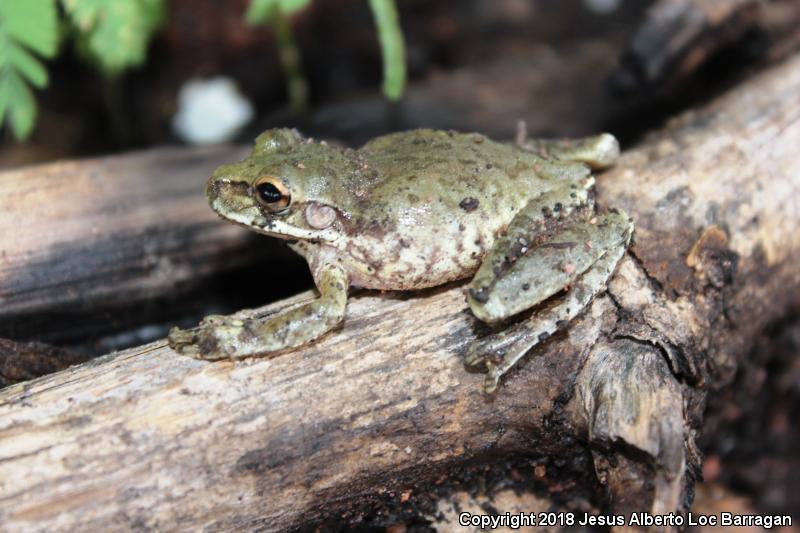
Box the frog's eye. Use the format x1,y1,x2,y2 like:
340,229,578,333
254,176,291,212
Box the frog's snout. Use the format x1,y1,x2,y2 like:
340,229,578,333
206,176,251,199
206,175,223,201
205,175,257,216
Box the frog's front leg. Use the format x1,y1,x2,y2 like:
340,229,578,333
168,263,348,360
466,207,633,393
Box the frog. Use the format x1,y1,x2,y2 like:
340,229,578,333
168,128,633,392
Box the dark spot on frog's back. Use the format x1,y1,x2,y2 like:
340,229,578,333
407,193,420,204
459,197,480,212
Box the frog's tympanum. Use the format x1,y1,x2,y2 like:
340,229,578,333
169,129,633,392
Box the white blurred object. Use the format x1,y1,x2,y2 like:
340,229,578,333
172,77,254,145
583,0,621,15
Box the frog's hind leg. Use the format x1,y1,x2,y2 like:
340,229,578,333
518,131,620,170
466,210,632,392
467,186,597,324
467,243,626,393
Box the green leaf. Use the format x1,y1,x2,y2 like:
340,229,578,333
9,43,49,88
246,0,311,25
5,71,36,139
368,0,406,100
0,0,58,139
0,0,58,58
62,0,165,75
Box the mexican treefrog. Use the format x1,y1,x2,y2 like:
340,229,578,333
168,128,633,392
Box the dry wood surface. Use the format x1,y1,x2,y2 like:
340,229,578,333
1,51,800,533
0,144,254,345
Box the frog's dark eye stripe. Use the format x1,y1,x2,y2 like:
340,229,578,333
254,176,291,212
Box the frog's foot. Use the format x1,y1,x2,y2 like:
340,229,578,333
168,264,348,361
466,210,633,393
516,122,620,170
168,315,252,360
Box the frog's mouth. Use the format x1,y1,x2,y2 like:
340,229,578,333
246,213,338,243
207,177,338,243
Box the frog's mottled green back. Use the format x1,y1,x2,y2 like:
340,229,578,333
357,129,580,212
325,129,593,289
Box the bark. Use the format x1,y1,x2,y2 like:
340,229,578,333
1,52,800,533
612,0,760,94
611,0,800,96
0,339,89,388
0,144,260,345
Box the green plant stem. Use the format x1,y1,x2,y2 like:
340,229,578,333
368,0,406,100
272,9,308,113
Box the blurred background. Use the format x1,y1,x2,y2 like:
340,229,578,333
0,0,785,167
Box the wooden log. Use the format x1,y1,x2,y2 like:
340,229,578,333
1,51,800,532
0,144,272,346
0,339,89,388
612,0,760,94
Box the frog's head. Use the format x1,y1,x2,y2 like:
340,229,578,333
206,128,358,243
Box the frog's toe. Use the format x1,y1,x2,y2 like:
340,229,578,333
466,337,516,393
168,325,231,360
465,327,522,369
168,326,193,349
168,327,201,357
465,338,502,370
